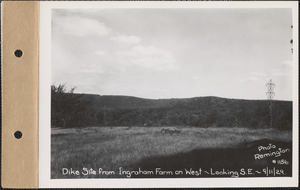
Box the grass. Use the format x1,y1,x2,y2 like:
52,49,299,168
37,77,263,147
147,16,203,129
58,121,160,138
51,126,292,178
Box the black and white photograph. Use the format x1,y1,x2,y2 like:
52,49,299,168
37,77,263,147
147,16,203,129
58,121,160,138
39,2,298,187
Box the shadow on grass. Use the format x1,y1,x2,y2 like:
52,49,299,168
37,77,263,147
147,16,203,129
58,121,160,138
131,139,292,178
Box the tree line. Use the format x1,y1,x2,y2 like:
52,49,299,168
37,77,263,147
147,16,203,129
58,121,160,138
51,84,292,129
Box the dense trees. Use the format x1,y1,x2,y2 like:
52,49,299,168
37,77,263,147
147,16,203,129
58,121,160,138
90,103,291,129
51,84,92,129
51,85,292,129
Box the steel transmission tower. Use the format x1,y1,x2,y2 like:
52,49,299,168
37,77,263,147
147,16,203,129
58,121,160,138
266,79,275,127
266,79,275,100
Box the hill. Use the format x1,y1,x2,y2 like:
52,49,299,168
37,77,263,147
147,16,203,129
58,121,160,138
80,94,173,110
51,92,292,129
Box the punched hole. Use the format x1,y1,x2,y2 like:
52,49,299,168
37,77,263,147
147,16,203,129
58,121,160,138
14,50,23,58
14,131,22,139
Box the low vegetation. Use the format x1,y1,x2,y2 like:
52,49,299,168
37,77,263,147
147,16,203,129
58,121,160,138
51,126,292,178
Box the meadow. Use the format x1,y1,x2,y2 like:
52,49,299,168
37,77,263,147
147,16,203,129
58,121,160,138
51,126,292,178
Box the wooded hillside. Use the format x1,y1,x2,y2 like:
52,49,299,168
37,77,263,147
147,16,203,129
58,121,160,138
51,85,292,129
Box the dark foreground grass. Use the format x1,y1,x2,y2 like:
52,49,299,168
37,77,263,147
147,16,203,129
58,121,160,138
51,126,292,179
131,139,292,178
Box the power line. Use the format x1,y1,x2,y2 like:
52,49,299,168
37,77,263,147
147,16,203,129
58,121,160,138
266,79,275,100
266,79,275,127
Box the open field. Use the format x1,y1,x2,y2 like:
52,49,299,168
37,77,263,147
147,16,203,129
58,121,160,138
51,126,292,178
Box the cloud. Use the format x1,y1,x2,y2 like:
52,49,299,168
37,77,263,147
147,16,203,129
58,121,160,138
270,69,291,77
269,60,293,77
52,16,112,37
250,71,266,77
242,71,266,83
117,45,179,71
110,34,141,47
244,61,293,83
281,60,293,68
52,13,143,47
247,76,260,82
94,50,106,56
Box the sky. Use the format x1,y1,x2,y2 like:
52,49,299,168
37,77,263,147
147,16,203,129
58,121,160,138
52,8,293,100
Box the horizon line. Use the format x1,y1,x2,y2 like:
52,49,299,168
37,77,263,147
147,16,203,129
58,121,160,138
71,92,293,102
